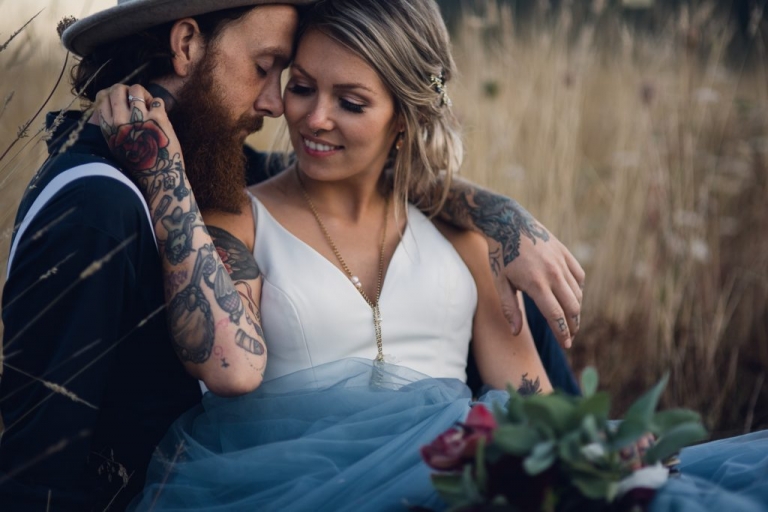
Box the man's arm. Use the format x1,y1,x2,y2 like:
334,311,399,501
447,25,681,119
96,84,266,395
436,178,585,348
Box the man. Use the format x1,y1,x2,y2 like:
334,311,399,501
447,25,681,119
0,0,584,510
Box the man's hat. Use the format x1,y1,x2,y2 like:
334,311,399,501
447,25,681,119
62,0,314,57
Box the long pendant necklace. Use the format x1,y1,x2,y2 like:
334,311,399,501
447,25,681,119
297,169,390,363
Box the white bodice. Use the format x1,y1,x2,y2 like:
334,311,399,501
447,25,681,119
251,195,477,383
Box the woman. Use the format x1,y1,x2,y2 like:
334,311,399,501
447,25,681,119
99,0,767,510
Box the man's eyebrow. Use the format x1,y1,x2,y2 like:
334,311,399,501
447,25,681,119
292,63,374,93
260,45,292,65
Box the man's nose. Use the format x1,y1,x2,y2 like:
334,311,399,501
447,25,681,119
255,77,284,118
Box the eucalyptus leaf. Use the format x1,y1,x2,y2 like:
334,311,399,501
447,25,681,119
623,374,669,426
645,423,708,464
572,475,611,500
523,395,576,435
581,367,599,397
610,417,647,450
494,424,541,455
652,409,702,435
523,440,556,475
505,389,526,424
432,473,465,506
576,392,611,425
461,464,483,503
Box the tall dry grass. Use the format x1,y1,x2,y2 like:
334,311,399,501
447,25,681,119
450,2,768,436
1,1,766,440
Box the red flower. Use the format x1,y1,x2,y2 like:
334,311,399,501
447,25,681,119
421,404,497,471
109,119,170,171
217,247,233,274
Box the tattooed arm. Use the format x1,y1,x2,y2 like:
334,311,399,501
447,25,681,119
430,178,585,349
434,222,552,394
94,84,266,396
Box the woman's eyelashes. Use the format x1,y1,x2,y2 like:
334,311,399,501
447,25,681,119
286,84,367,114
340,98,365,114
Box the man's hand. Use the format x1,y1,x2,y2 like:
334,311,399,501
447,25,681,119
438,179,585,348
492,228,584,348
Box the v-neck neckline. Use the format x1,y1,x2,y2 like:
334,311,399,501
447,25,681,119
251,193,409,308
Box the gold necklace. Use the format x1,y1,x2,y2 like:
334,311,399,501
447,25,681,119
296,169,390,362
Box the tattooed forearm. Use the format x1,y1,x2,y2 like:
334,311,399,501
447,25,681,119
517,373,542,396
441,182,549,268
164,269,189,297
235,329,265,356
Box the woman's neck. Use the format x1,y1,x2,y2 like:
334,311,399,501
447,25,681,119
294,166,389,224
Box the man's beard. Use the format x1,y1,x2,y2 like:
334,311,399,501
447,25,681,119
168,52,264,214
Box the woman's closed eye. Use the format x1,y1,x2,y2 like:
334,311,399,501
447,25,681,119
287,83,313,96
340,98,365,114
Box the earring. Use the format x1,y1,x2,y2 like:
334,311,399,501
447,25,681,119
395,133,404,151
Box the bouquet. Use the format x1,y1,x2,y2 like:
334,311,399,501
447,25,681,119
420,369,707,511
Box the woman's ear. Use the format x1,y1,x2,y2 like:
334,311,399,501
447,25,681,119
169,18,206,78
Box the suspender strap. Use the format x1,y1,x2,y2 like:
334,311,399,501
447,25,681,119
6,163,156,279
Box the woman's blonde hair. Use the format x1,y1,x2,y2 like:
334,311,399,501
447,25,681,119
299,0,463,216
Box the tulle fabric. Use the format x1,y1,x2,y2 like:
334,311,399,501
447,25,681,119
130,357,768,512
651,429,768,512
130,358,506,511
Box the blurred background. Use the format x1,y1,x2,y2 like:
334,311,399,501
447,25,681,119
1,0,766,438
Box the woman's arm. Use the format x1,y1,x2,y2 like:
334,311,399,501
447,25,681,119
435,221,553,394
95,84,266,396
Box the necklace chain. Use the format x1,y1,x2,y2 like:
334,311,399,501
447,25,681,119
296,169,390,362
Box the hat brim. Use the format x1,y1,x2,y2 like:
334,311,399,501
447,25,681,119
62,0,314,57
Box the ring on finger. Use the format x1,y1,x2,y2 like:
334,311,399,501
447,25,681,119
128,95,146,105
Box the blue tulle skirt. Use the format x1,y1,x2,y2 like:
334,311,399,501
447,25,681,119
130,358,768,512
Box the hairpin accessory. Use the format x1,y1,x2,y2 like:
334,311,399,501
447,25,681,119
429,72,452,107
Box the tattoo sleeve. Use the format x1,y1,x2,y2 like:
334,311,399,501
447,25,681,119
102,107,266,386
436,180,549,274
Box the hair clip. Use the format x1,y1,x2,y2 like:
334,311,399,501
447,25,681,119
429,72,452,107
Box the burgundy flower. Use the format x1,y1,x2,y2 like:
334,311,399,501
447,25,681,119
109,120,170,171
421,405,497,471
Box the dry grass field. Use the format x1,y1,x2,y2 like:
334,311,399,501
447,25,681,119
1,0,766,441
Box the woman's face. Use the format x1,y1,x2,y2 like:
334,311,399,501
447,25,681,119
284,29,400,185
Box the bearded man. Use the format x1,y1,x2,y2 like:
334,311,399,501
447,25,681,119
0,1,584,510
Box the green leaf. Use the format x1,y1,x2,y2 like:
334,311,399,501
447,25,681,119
158,147,170,163
645,423,708,464
493,424,541,455
523,394,576,435
580,367,598,397
651,409,702,435
461,464,482,503
580,415,600,443
431,473,465,506
610,417,648,450
609,374,669,449
475,436,488,493
624,374,669,426
505,387,526,423
576,392,611,425
523,440,556,475
572,475,611,500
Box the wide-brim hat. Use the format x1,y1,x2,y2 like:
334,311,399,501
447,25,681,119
62,0,315,57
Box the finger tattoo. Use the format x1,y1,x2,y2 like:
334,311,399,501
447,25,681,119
556,317,567,333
